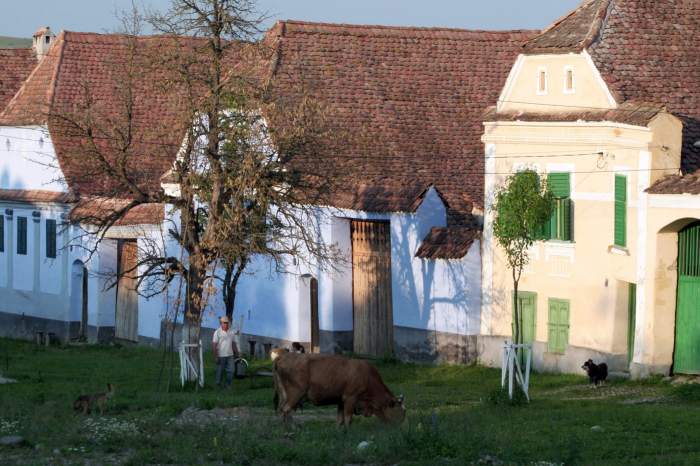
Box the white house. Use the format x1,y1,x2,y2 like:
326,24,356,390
0,22,532,362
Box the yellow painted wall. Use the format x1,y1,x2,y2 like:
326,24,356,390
498,53,615,114
482,117,682,373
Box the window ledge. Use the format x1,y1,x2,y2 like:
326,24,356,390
608,245,630,256
545,240,575,248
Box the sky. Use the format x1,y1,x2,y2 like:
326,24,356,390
2,0,582,38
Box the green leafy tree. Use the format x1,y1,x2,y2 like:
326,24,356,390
493,170,552,347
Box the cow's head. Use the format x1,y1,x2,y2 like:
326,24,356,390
380,394,406,424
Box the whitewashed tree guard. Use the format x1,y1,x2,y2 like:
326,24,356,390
501,342,532,401
179,339,204,388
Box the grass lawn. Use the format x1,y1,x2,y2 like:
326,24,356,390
1,339,700,465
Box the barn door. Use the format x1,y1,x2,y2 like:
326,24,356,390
674,222,700,374
351,220,393,356
115,240,139,342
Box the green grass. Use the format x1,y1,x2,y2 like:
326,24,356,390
1,339,700,465
0,36,32,48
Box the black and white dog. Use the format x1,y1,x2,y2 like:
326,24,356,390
582,359,608,386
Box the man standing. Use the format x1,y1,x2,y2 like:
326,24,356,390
212,316,238,388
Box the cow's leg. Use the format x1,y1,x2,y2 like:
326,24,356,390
342,396,357,427
281,390,304,426
336,403,345,427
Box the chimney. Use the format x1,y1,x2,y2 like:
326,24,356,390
32,26,56,61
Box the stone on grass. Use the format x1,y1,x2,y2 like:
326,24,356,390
0,375,17,384
590,425,604,432
357,441,371,451
0,435,26,447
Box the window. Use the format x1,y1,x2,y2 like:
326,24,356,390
548,298,570,354
0,215,4,252
46,219,57,259
537,68,548,95
614,175,627,247
564,67,575,94
534,172,573,241
17,217,27,255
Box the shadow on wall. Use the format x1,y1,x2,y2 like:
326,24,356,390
391,214,482,362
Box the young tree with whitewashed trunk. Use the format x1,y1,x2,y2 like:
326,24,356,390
52,0,343,383
492,169,552,398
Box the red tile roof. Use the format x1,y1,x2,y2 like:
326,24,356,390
415,227,480,259
521,1,700,194
268,21,536,223
0,32,193,199
0,48,36,113
485,101,666,127
0,188,73,204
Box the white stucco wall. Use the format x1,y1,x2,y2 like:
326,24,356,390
0,126,67,192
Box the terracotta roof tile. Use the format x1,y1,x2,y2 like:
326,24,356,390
269,21,536,223
415,227,480,259
70,198,164,226
0,48,37,114
523,0,611,54
0,32,197,199
0,188,73,204
485,101,665,127
522,1,700,194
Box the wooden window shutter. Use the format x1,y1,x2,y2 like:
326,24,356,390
560,198,572,241
46,219,57,258
547,172,571,198
17,217,27,255
548,299,570,354
0,215,4,252
614,175,627,247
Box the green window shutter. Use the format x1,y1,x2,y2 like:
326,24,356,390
17,217,27,255
614,175,627,247
0,215,4,252
548,172,571,198
560,198,572,241
548,299,570,354
546,173,572,241
46,219,57,259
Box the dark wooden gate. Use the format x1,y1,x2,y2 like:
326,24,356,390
115,240,139,342
351,220,393,356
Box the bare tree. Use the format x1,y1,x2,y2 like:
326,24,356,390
51,0,342,375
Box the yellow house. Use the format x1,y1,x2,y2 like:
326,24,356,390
480,0,700,378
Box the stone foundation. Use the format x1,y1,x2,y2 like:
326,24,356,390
478,334,632,375
393,326,477,364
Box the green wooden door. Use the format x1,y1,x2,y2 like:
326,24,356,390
628,283,636,364
514,291,536,345
674,222,700,374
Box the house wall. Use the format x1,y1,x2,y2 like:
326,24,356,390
146,188,482,362
0,203,119,343
0,126,67,192
481,117,681,375
498,52,617,114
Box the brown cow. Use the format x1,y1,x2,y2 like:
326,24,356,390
273,353,405,426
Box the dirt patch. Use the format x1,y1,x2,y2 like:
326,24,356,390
541,384,667,403
173,406,336,428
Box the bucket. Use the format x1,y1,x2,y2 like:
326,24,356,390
234,358,248,379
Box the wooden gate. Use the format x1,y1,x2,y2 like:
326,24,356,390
674,222,700,374
115,240,139,342
310,277,320,353
351,220,393,356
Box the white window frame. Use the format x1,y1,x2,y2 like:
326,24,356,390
563,66,575,94
537,67,548,96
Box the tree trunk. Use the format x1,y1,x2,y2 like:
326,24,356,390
512,270,521,347
181,261,205,385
